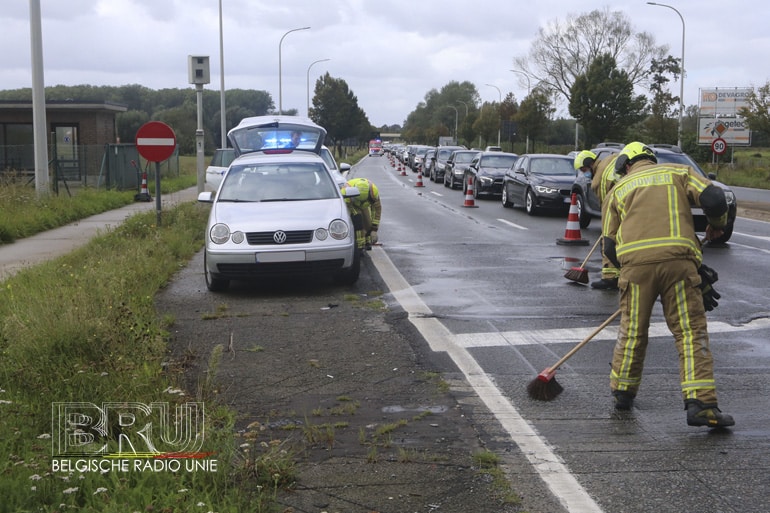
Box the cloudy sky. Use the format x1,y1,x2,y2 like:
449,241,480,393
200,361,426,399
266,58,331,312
2,0,768,127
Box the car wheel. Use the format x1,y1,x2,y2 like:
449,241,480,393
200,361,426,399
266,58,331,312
204,251,229,292
576,193,592,229
334,246,361,285
501,184,513,208
525,189,539,216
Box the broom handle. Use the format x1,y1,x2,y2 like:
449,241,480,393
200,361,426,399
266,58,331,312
578,237,602,268
548,309,621,371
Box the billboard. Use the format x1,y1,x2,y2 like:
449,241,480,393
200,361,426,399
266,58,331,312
698,117,751,146
698,87,752,117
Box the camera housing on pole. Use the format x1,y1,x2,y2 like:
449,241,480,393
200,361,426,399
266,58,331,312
188,56,210,193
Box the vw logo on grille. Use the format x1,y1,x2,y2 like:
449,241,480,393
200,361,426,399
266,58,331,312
273,231,287,244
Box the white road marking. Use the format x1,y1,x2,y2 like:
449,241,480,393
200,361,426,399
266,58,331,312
430,191,443,197
369,246,604,513
454,316,770,348
497,218,529,230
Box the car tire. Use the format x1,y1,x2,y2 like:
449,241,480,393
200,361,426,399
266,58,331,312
576,193,592,229
501,185,513,208
710,220,734,244
334,246,361,285
525,189,539,216
204,251,229,292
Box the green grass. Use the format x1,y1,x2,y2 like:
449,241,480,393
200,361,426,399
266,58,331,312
0,202,285,512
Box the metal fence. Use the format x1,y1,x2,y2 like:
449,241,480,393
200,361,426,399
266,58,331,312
1,144,180,193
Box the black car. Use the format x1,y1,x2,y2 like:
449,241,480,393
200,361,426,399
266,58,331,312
571,143,738,243
430,145,466,182
501,153,576,215
463,151,519,198
444,150,480,189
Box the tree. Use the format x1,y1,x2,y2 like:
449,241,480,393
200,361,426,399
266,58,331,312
310,73,368,153
643,56,680,143
739,82,770,140
569,53,647,147
514,8,666,108
515,86,554,147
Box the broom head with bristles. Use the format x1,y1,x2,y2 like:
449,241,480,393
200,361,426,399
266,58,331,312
527,367,564,401
564,266,589,284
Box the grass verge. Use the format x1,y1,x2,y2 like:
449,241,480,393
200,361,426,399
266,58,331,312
0,202,277,512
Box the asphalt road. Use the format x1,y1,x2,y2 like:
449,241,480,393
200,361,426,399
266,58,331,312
354,154,770,513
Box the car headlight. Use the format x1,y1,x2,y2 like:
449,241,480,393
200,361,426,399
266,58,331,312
478,175,493,184
329,219,350,240
535,185,558,194
231,231,245,244
315,228,329,240
210,223,230,244
724,190,736,206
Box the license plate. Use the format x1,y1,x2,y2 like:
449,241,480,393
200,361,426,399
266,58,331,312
256,251,306,263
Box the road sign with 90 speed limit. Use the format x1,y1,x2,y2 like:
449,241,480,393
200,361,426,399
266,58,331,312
711,137,727,155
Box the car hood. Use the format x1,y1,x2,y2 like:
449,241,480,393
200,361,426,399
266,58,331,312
211,198,350,232
477,167,507,177
530,174,576,187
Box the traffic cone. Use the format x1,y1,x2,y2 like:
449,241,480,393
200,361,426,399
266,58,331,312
399,163,407,176
462,177,478,208
415,170,425,187
134,171,152,202
556,193,589,245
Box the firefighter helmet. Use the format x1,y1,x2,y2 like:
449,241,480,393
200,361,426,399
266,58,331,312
573,150,597,171
614,142,656,174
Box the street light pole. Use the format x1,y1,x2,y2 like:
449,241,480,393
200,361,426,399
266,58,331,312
456,100,469,117
648,2,685,148
447,105,458,144
485,83,502,147
306,58,330,117
218,0,226,148
278,26,310,115
509,69,531,153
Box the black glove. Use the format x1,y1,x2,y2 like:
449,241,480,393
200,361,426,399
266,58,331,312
698,264,721,312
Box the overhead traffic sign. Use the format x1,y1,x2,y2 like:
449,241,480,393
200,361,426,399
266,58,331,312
135,121,177,162
711,137,727,155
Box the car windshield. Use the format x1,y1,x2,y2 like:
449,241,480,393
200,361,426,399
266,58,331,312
229,125,324,155
481,155,517,168
530,157,575,176
655,152,708,177
454,152,476,163
437,149,453,160
217,162,339,202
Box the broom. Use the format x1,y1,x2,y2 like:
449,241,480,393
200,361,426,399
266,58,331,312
527,309,621,401
564,237,601,284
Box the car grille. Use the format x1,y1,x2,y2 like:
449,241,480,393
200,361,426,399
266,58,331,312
216,259,345,277
246,230,314,245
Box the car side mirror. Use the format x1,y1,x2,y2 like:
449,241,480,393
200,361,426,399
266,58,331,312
341,186,361,198
198,191,214,203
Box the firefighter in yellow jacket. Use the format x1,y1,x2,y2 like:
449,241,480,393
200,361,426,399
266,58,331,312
345,177,381,251
574,150,620,290
602,142,733,428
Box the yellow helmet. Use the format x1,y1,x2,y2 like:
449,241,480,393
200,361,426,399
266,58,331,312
614,142,656,173
573,150,597,171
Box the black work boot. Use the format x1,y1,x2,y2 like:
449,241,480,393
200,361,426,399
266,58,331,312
612,390,635,410
686,400,735,428
591,277,619,290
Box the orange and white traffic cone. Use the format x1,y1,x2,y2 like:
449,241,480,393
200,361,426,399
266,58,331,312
399,163,407,176
415,169,425,187
556,193,589,245
462,176,478,208
134,171,152,202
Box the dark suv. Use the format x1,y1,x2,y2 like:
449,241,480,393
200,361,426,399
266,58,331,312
571,143,738,243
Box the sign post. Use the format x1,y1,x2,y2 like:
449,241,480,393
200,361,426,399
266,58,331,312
135,121,177,226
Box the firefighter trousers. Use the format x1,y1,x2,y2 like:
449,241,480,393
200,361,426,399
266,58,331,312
610,260,719,405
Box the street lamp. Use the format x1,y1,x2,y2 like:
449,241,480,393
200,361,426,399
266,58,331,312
485,83,502,147
306,58,330,117
278,26,310,115
648,2,685,148
446,105,458,144
456,100,469,117
509,70,531,153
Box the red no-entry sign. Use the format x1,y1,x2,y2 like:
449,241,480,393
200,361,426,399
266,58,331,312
135,121,177,162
